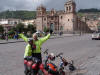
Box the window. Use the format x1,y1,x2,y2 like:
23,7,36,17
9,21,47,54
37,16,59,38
67,7,68,11
47,23,49,24
55,22,57,25
14,22,17,24
61,16,63,19
51,17,53,20
55,16,58,19
69,6,71,11
44,18,46,21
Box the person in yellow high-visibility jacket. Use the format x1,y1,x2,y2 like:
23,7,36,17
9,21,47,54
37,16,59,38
19,33,50,62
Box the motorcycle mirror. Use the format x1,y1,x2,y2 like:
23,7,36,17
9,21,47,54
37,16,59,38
44,49,48,55
56,52,63,57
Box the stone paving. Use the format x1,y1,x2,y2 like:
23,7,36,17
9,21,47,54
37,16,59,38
0,34,99,75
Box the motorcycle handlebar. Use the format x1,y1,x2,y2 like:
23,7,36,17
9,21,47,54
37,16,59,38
43,49,75,69
43,49,63,58
43,49,48,55
56,52,63,57
43,49,65,62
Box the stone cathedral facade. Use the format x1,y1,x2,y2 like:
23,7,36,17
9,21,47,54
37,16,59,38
36,0,91,33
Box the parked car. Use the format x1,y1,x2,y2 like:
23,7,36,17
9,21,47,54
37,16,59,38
92,32,100,40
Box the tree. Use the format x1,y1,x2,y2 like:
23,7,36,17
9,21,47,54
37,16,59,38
0,11,36,20
16,23,25,33
24,28,28,34
78,8,100,13
27,24,36,34
0,25,4,34
8,27,15,35
44,26,50,33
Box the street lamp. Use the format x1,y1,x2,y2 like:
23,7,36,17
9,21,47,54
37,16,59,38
5,28,8,41
78,18,82,36
72,18,75,34
80,21,82,36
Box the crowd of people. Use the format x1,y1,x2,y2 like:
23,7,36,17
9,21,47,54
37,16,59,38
0,32,19,41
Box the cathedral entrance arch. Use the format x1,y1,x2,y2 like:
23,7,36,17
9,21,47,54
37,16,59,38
50,23,54,34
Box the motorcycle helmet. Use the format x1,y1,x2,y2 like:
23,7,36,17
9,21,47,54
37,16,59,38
49,53,55,61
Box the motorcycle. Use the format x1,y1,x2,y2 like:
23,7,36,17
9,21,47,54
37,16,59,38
56,53,76,75
24,49,56,75
40,49,59,75
41,49,76,75
23,50,56,75
24,49,76,75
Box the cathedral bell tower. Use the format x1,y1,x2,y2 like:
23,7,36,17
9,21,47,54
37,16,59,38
36,5,46,31
36,5,46,17
64,0,76,14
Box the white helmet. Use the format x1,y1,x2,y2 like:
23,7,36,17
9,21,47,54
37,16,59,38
49,53,55,61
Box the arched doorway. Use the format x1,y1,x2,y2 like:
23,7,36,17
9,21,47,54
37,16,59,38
60,26,63,31
50,23,54,34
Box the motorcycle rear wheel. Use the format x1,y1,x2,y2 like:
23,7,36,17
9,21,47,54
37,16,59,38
31,69,44,75
38,70,44,75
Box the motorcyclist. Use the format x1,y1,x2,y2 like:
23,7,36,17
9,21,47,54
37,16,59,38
24,38,35,58
23,38,35,74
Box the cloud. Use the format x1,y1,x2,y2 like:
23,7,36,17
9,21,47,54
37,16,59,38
76,0,100,10
45,0,100,10
0,0,50,11
0,0,100,11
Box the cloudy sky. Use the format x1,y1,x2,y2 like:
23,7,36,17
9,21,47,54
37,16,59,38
0,0,100,11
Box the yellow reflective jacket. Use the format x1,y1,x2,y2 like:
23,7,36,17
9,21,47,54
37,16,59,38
19,33,50,58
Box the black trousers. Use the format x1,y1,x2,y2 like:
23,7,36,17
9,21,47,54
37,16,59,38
32,53,42,62
24,64,29,74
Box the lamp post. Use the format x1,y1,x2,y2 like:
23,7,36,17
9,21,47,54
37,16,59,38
5,28,8,41
72,18,75,34
80,21,82,36
77,18,81,36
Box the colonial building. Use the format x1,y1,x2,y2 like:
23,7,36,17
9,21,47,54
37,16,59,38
21,19,36,26
36,0,91,33
77,17,91,33
80,13,100,32
36,6,59,33
0,19,21,31
59,0,77,33
86,19,98,31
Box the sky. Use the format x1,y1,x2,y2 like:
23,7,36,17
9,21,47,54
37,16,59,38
0,0,100,11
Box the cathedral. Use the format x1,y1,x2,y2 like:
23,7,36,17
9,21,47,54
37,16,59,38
36,0,90,33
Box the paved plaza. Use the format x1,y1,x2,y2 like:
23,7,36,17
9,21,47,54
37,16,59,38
0,34,100,75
